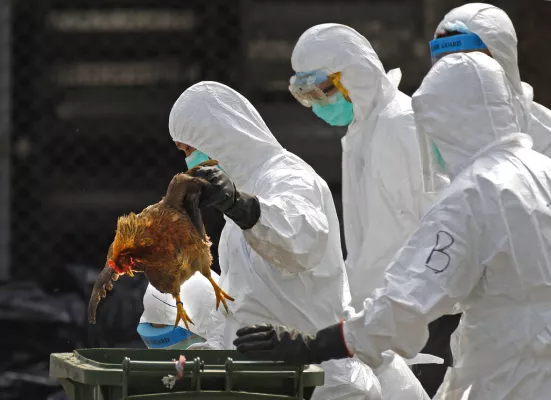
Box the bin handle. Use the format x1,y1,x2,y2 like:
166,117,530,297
122,357,130,400
190,357,204,392
121,356,204,398
121,357,305,399
224,357,233,392
224,358,304,399
294,364,304,400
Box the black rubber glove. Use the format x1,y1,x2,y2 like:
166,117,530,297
194,166,261,230
233,323,352,365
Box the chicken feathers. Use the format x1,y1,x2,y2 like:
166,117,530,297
88,159,234,330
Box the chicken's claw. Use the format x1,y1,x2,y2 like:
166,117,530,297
207,276,235,314
174,294,194,330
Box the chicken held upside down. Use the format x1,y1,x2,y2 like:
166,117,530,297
88,160,234,330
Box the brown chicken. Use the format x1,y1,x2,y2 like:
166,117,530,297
88,160,234,330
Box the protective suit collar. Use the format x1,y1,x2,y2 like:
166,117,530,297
455,133,532,177
169,82,284,188
412,52,527,176
291,23,396,122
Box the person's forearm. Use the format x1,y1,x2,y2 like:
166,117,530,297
223,189,261,229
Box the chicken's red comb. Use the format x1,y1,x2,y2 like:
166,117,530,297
107,259,124,274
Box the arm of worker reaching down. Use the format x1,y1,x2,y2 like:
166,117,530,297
343,193,484,368
378,115,449,365
242,166,330,274
234,190,484,367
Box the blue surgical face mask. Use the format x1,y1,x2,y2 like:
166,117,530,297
185,149,226,173
137,323,205,349
185,149,210,169
312,92,354,127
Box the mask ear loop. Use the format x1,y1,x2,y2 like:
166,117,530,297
328,72,351,102
152,294,177,308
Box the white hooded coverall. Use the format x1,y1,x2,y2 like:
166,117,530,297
169,81,382,400
343,51,551,400
436,2,551,157
291,23,427,313
140,270,221,340
291,23,432,400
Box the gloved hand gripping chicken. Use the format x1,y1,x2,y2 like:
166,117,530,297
88,160,234,330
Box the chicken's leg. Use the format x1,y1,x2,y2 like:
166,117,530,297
207,276,235,313
174,294,194,330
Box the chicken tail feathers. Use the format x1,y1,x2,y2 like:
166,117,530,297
88,264,117,324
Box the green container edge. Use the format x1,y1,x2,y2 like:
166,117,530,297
49,348,325,398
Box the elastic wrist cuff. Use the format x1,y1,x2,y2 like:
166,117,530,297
340,319,354,358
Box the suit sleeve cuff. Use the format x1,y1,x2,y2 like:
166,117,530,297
341,319,355,357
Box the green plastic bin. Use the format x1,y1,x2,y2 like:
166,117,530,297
50,349,324,400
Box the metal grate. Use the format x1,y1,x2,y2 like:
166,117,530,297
7,0,474,282
9,0,240,283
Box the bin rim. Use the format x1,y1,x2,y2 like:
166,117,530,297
50,348,325,389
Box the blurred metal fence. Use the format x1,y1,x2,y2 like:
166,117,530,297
0,0,10,282
4,0,547,283
4,0,418,283
9,0,240,283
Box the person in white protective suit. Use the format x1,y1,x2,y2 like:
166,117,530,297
290,22,429,314
137,271,221,349
234,51,551,399
424,6,551,392
289,23,437,399
432,2,551,157
168,81,383,400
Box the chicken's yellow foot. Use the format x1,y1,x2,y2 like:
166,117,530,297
174,294,194,330
207,276,235,313
126,269,135,277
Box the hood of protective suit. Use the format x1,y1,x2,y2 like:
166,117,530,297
140,271,220,339
169,82,283,188
435,3,523,96
412,52,525,174
291,23,396,121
